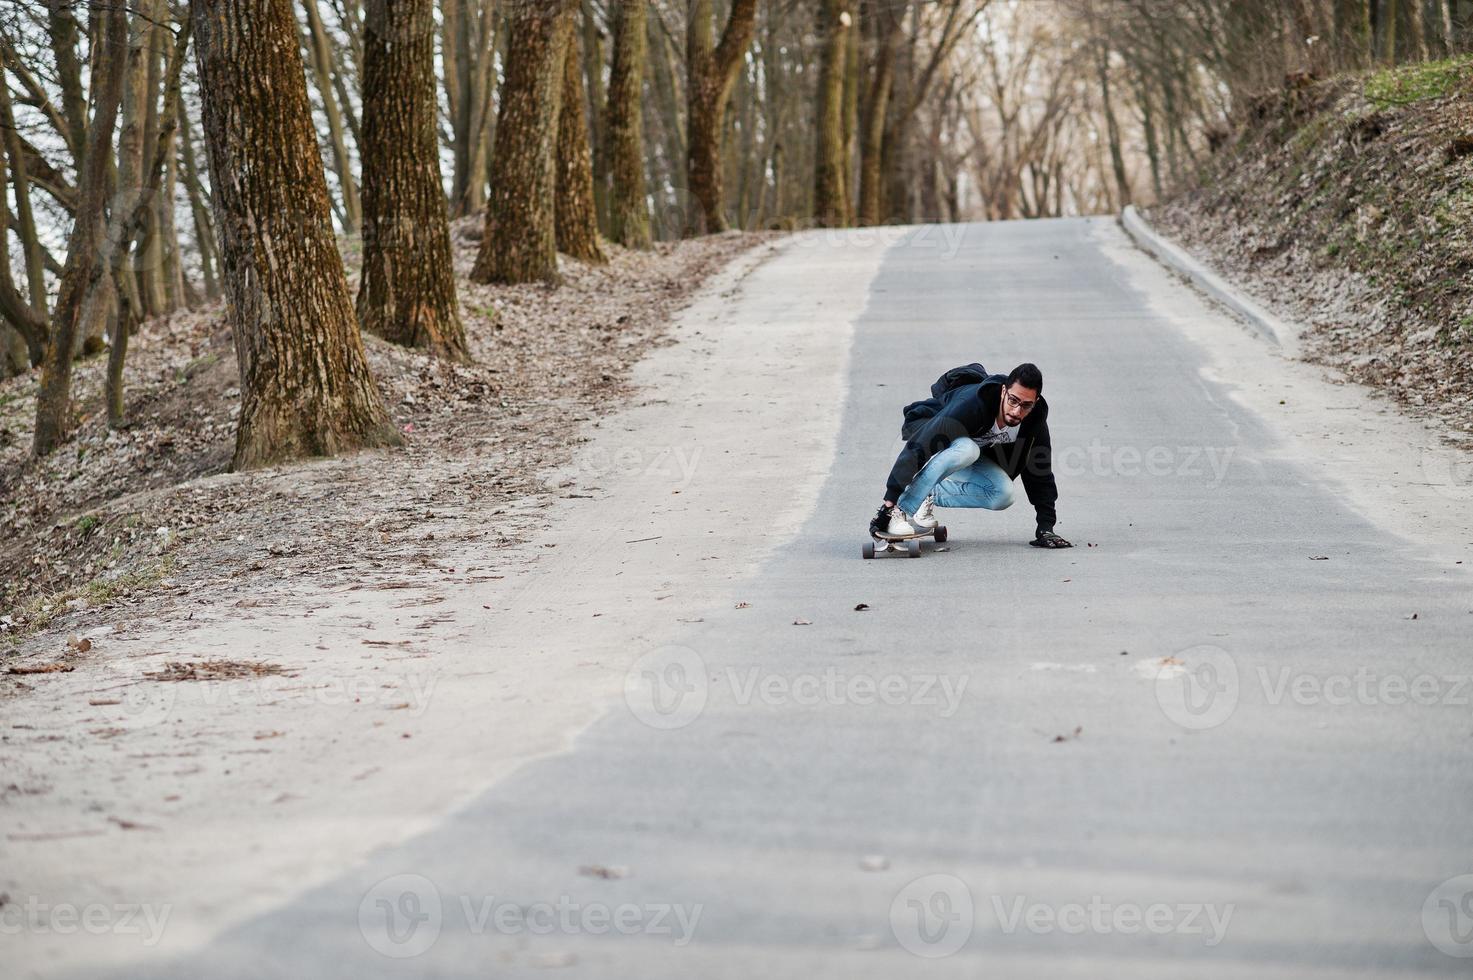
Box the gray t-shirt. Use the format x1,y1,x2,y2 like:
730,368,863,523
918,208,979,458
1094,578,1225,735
973,420,1020,450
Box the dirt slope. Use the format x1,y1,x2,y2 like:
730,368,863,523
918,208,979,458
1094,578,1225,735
1148,55,1473,441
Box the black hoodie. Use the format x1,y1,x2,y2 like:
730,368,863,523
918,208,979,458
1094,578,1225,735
884,378,1058,533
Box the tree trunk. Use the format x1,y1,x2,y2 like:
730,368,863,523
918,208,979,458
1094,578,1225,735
194,0,400,470
442,0,495,216
178,109,221,299
32,1,128,456
471,0,571,284
605,0,651,247
581,0,609,226
647,8,685,238
1398,0,1429,58
556,12,608,263
302,0,362,233
684,0,758,234
857,0,895,227
1096,40,1131,209
106,8,191,427
842,3,860,219
1334,0,1373,68
0,65,48,320
136,0,170,317
0,87,48,366
47,0,88,154
813,0,851,227
1378,0,1400,62
357,0,468,359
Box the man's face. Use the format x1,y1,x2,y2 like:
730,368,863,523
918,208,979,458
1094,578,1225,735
999,383,1039,427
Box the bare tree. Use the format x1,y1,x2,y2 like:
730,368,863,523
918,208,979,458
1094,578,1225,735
194,0,400,469
472,0,572,284
32,1,129,456
441,0,497,216
685,0,758,233
813,0,852,226
555,10,608,262
357,0,469,359
605,0,651,247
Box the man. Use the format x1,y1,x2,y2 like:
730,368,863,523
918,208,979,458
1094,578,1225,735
872,362,1073,549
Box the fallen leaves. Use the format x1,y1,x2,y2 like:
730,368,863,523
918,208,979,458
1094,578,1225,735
1052,726,1084,743
144,660,289,682
6,662,74,675
854,603,870,611
793,619,812,626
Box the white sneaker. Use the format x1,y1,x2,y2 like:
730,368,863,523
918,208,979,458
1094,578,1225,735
912,495,937,529
884,507,918,537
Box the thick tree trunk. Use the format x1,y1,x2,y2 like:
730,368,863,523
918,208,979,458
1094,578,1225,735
357,0,468,360
194,0,400,470
605,0,650,248
32,1,128,456
471,0,571,284
813,0,851,227
684,0,758,235
555,13,608,263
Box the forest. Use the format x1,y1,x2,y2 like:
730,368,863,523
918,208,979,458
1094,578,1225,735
1,0,1470,469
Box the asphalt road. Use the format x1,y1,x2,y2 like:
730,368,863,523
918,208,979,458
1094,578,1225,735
116,219,1473,978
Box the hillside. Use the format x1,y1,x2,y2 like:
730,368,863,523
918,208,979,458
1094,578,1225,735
1147,56,1473,440
0,226,766,640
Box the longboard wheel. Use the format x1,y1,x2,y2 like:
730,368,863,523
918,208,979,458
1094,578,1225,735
862,541,876,559
905,539,921,558
934,525,948,543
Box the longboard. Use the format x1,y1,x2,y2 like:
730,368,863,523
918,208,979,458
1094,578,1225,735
862,524,947,559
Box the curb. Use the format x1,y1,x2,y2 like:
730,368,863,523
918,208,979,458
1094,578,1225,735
1118,205,1295,351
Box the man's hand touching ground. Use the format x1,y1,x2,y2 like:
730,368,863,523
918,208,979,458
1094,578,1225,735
1030,530,1073,549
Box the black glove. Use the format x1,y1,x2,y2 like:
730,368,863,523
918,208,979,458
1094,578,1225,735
1030,529,1073,549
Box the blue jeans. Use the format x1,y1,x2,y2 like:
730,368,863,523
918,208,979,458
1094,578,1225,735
896,437,1016,514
